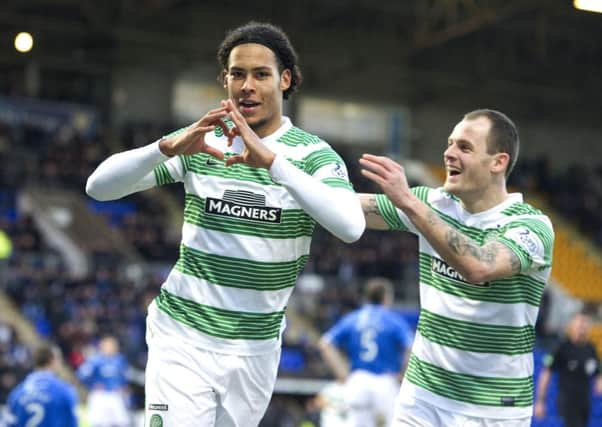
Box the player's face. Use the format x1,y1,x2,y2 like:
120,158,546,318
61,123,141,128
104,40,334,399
443,117,497,199
570,314,591,342
224,43,291,138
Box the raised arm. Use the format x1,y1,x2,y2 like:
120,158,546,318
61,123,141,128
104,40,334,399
360,154,520,284
86,106,232,201
85,141,167,201
269,157,365,243
223,100,365,243
399,194,520,283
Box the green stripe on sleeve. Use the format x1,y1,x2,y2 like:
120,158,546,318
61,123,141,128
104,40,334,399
497,236,533,273
302,148,345,175
321,178,353,190
153,163,176,186
375,194,407,231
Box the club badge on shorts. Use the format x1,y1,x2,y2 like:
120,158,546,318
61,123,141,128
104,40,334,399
150,414,163,427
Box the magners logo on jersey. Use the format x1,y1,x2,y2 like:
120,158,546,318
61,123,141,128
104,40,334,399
205,190,282,223
431,258,468,283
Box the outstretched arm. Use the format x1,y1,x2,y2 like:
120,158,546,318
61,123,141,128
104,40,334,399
85,141,168,201
86,106,232,201
360,154,520,284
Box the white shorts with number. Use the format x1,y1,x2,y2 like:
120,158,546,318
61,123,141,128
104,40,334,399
144,326,281,427
344,370,400,427
393,394,531,427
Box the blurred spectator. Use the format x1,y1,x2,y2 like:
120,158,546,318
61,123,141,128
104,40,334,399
534,311,602,427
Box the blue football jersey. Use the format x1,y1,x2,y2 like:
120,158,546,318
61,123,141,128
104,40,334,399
76,354,128,391
324,304,414,374
4,370,78,427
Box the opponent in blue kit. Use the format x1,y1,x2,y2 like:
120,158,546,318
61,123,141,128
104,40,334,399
319,278,413,427
4,344,78,427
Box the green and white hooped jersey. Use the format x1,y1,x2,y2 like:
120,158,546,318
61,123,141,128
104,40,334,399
147,117,353,355
377,187,554,419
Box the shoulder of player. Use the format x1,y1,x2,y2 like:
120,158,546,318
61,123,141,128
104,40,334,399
277,126,330,148
413,186,450,207
500,198,549,219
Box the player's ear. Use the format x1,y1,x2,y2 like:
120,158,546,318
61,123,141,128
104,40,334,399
222,70,228,89
280,69,291,92
491,152,509,175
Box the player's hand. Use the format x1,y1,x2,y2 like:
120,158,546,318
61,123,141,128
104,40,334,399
159,106,235,158
359,154,413,209
222,99,276,169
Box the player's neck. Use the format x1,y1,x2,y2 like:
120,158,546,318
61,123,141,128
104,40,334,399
252,114,283,139
460,186,509,214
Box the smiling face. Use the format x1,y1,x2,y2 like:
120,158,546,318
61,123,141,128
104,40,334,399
443,116,506,202
223,43,291,138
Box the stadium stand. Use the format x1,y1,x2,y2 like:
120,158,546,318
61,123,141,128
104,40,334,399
2,110,602,424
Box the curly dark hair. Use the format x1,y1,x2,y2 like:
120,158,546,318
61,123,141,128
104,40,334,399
217,21,303,100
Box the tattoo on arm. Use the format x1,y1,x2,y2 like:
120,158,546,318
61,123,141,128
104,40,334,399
445,228,521,275
364,196,381,216
445,229,498,266
360,194,389,230
507,247,521,275
363,195,384,224
426,211,439,226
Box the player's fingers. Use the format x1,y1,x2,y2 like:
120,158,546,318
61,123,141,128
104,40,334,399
204,145,225,160
224,100,247,125
201,106,229,119
187,126,214,141
201,111,229,125
362,153,402,172
226,127,239,147
225,155,244,167
192,125,215,135
360,168,385,186
359,157,389,178
361,153,388,163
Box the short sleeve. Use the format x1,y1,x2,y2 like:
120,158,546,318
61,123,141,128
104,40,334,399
324,314,354,350
152,125,193,186
497,219,554,273
302,147,353,191
375,186,432,233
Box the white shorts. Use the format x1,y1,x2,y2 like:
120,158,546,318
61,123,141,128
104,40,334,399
393,394,531,427
87,390,130,427
344,370,400,427
144,326,281,427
